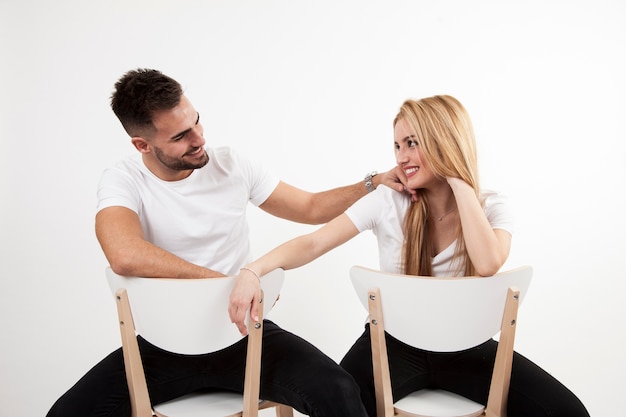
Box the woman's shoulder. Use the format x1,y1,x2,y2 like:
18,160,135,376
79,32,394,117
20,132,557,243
373,184,413,210
480,189,514,233
345,185,410,230
480,189,508,206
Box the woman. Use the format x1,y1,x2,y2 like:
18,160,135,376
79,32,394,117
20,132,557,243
230,95,589,417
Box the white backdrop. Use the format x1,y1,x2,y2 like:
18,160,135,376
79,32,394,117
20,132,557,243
1,1,625,416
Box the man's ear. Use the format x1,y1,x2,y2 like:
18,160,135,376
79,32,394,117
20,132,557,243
131,136,150,153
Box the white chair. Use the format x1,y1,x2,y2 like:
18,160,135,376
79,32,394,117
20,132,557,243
349,265,533,417
106,267,294,417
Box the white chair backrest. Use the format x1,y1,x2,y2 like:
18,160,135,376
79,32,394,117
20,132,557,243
106,268,284,355
350,265,532,352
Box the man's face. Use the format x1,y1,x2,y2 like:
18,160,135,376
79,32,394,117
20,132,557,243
136,95,209,181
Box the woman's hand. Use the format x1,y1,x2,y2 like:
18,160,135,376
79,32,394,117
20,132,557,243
445,176,469,190
228,268,262,336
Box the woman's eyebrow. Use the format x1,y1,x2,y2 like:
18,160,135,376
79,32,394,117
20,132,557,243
398,134,416,143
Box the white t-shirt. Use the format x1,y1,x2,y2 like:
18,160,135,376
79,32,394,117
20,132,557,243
345,186,514,277
97,147,280,276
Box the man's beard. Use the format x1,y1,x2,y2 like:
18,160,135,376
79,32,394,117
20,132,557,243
153,146,209,171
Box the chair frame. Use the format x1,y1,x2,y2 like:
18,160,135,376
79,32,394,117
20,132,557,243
353,266,532,417
109,269,294,417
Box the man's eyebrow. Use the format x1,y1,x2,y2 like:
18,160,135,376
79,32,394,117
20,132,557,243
170,112,200,140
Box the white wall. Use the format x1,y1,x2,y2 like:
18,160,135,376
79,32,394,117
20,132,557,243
1,1,624,416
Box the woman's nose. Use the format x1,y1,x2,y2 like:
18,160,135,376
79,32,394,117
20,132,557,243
396,147,409,164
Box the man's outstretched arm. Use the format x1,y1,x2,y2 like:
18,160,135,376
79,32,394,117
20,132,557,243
259,166,412,224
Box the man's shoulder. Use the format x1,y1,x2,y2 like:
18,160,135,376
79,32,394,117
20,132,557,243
108,153,143,173
207,146,256,173
210,146,241,161
99,154,146,187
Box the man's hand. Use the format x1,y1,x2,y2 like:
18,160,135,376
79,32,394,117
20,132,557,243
228,269,261,335
378,166,418,201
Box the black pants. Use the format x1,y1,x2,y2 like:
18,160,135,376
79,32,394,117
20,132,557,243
340,324,590,417
46,320,367,417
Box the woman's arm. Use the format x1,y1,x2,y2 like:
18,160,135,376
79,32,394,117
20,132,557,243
228,214,359,335
447,177,511,276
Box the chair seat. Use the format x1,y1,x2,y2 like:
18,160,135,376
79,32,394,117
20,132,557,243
394,389,485,417
154,391,268,417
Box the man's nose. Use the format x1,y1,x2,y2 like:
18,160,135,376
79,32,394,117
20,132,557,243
190,126,205,146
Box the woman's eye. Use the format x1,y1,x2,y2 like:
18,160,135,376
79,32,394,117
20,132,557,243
408,140,418,148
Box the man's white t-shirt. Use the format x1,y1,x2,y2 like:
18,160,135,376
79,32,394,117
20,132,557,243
97,146,279,276
345,186,514,277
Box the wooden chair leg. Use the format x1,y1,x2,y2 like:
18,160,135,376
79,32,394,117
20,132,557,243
368,289,395,417
243,291,265,417
275,404,295,417
485,287,520,417
115,289,154,417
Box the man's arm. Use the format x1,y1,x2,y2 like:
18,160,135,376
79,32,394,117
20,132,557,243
259,167,410,224
96,206,225,278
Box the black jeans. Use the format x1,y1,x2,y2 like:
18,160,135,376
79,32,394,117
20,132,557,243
47,320,367,417
340,324,590,417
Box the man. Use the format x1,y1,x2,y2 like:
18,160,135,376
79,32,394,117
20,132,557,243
46,68,408,417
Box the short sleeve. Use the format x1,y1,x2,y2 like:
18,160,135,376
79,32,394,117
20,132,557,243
96,164,142,214
228,149,280,207
483,191,514,235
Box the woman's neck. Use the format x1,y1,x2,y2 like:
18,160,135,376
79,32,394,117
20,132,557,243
424,182,456,219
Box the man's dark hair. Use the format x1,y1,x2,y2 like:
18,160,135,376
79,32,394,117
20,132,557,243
110,68,183,137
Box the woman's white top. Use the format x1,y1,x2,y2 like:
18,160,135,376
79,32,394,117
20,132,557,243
345,186,514,277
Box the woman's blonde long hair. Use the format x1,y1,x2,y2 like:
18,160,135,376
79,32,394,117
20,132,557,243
397,95,480,276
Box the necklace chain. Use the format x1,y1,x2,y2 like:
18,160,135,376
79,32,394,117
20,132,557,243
435,207,456,221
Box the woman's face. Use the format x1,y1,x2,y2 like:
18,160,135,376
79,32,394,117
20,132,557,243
394,118,438,190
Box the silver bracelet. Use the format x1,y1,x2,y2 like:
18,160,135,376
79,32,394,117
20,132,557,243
364,171,378,193
240,267,261,282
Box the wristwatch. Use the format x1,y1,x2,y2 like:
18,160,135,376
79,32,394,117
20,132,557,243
364,171,378,193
